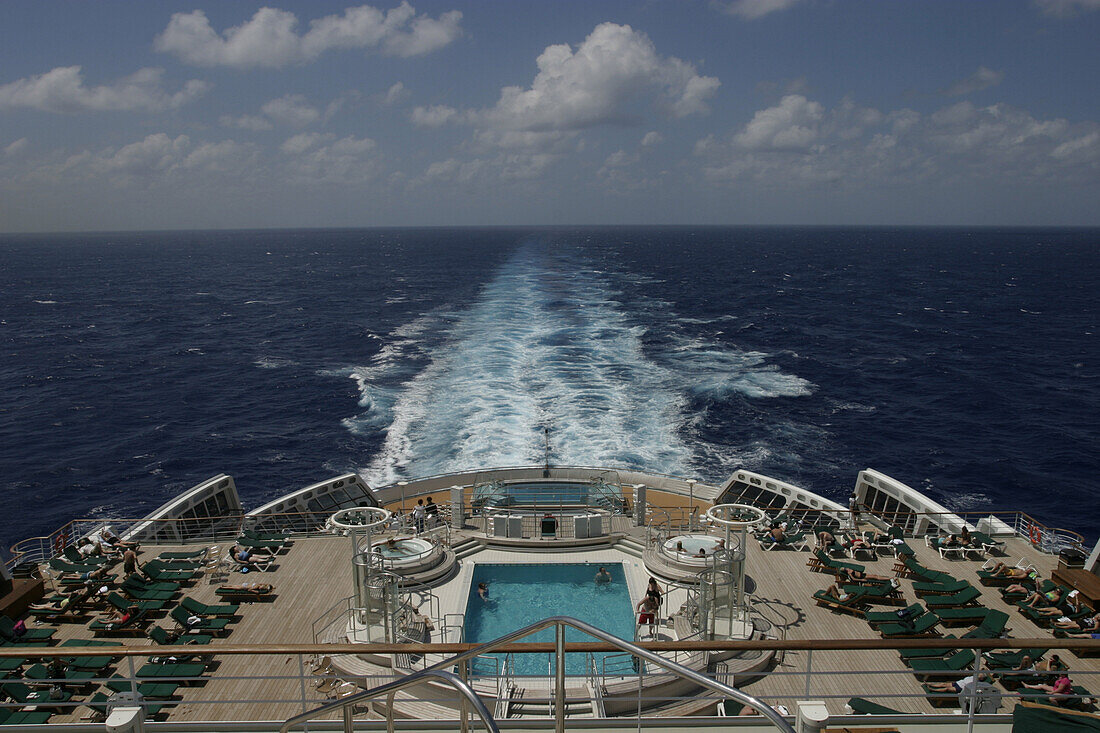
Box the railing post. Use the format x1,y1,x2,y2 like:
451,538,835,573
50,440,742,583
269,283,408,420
966,648,982,733
804,649,812,698
458,659,469,733
298,653,309,717
342,705,353,733
385,691,396,733
555,623,566,733
128,655,138,696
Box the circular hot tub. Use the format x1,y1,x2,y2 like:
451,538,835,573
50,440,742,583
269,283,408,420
369,537,442,571
663,534,727,565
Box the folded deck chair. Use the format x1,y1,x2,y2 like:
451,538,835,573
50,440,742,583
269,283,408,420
144,566,199,583
898,634,959,661
180,596,239,618
235,536,288,552
933,606,993,627
909,649,976,679
866,603,924,627
879,613,941,638
0,707,53,725
913,578,971,597
893,556,954,583
846,697,904,715
170,606,231,634
923,586,982,609
970,531,1005,555
157,549,209,561
123,574,181,594
105,590,168,613
241,528,293,543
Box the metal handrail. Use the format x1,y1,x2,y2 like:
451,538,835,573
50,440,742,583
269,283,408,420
280,668,499,733
301,616,797,733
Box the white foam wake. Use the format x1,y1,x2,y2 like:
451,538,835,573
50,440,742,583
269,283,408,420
343,243,814,487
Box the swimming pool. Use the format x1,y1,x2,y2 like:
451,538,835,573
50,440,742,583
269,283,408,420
464,563,636,676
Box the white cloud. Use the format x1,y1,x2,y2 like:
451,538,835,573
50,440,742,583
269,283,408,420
280,132,333,155
1051,131,1100,160
155,3,462,69
1034,0,1100,16
4,138,29,156
943,66,1004,97
411,104,458,127
734,94,823,150
383,82,408,105
641,131,663,146
99,134,191,175
262,94,321,127
480,23,719,132
701,96,1100,187
0,66,209,113
719,0,802,20
283,135,378,183
220,114,274,131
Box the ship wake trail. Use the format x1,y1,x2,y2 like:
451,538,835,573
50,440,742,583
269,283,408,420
344,241,816,487
345,244,693,486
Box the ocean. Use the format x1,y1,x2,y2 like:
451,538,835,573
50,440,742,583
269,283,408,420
1,227,1096,553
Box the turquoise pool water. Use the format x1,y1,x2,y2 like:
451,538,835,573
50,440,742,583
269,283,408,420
465,563,636,676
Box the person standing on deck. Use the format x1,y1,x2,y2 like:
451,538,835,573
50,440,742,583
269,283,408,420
412,500,426,534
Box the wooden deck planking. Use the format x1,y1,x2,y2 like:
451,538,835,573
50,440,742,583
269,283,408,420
23,522,1099,722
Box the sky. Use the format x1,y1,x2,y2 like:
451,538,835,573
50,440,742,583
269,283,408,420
0,0,1098,232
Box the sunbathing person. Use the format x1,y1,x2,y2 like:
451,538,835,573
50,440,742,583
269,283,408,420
1034,590,1083,617
219,582,275,595
58,565,110,583
1059,613,1100,633
100,527,139,551
926,673,990,694
1023,674,1074,705
838,567,891,583
1024,587,1062,608
30,593,82,613
817,531,837,547
843,532,871,552
988,562,1033,579
103,604,140,627
1004,577,1044,596
230,545,273,571
765,524,786,543
822,583,862,603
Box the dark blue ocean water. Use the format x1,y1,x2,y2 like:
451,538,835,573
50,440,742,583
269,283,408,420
1,227,1097,554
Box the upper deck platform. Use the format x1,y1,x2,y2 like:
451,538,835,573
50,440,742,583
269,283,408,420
12,488,1099,725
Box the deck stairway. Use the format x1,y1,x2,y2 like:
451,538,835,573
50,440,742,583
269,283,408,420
499,685,603,719
614,535,646,558
452,536,483,560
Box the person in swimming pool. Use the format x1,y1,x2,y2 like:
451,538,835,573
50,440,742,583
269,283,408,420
594,567,612,584
477,582,489,600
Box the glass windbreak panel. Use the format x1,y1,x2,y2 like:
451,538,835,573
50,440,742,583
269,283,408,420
471,481,623,511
